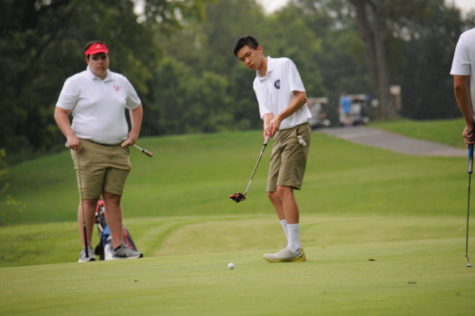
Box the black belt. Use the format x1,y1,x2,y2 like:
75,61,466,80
85,139,121,147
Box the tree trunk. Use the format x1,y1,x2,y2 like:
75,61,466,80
349,0,397,120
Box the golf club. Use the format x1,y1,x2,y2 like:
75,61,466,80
229,137,269,203
76,152,89,259
465,143,473,268
133,144,153,157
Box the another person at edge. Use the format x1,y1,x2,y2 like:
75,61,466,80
339,92,352,126
451,27,475,144
233,36,312,262
54,41,144,262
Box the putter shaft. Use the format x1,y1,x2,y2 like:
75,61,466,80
76,153,89,257
466,144,474,267
243,139,269,196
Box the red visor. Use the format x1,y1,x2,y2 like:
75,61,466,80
84,43,109,56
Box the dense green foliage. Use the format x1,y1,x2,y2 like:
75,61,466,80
1,0,472,159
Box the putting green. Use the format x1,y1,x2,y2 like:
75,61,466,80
1,215,474,315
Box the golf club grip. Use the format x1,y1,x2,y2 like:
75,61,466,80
133,144,153,157
263,135,270,145
142,149,153,157
469,144,474,174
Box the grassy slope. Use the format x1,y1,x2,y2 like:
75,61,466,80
1,119,474,315
0,127,466,224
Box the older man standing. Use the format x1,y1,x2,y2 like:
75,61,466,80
54,41,143,262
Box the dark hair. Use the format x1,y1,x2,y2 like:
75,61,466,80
83,40,106,59
233,36,259,56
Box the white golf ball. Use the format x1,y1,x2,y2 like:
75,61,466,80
227,262,235,270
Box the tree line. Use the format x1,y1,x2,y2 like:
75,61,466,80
0,0,473,160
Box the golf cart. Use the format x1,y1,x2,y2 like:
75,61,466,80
339,94,370,126
307,97,331,129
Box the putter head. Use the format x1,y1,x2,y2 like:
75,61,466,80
229,192,246,203
467,262,473,268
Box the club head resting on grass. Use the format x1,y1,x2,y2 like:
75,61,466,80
229,192,246,203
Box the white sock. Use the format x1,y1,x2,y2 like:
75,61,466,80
287,223,301,252
279,219,288,241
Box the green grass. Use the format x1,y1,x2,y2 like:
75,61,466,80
2,214,472,268
1,119,474,315
370,118,465,148
1,215,474,315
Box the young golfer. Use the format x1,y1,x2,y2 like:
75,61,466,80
54,41,144,262
233,36,311,262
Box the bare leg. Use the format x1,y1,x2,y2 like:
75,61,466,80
102,192,123,249
276,186,299,224
77,198,98,247
267,191,285,220
268,191,289,240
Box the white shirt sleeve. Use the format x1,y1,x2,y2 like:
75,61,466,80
123,77,142,110
451,33,472,76
56,77,79,110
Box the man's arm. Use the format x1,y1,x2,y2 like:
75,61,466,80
267,91,307,136
453,75,474,143
122,104,143,147
54,106,81,150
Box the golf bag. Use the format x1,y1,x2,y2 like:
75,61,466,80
94,200,138,260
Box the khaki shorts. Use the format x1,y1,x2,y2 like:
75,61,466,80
71,139,131,199
267,123,311,192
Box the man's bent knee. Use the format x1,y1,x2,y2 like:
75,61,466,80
102,191,122,204
81,198,98,209
276,186,293,197
267,191,279,201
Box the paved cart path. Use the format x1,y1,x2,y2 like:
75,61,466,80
317,126,466,157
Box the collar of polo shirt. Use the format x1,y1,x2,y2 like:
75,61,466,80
86,66,113,82
258,56,273,80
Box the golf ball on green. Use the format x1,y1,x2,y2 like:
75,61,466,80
227,262,235,270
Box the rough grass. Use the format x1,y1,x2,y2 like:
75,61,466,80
0,127,467,225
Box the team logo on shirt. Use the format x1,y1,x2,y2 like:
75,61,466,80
274,79,280,89
113,85,120,92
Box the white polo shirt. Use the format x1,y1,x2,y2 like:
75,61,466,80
253,56,311,130
57,67,141,144
451,27,475,110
